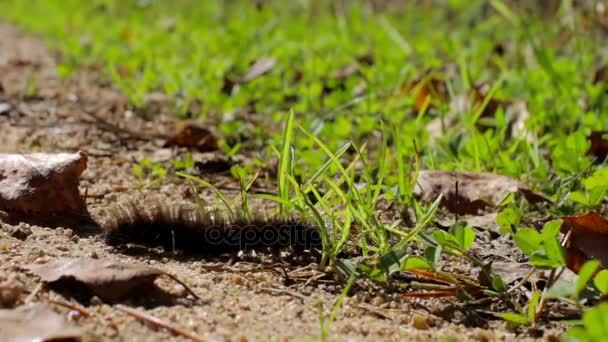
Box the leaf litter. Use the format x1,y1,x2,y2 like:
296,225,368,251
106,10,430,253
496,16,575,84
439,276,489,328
23,258,200,302
413,170,547,215
562,212,608,272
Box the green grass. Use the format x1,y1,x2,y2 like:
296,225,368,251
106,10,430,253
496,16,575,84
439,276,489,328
3,0,608,338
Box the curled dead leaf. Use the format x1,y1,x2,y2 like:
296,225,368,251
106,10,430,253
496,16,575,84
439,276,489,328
24,258,197,302
402,73,447,113
562,212,608,273
414,170,548,215
587,131,608,161
0,151,90,227
164,122,219,152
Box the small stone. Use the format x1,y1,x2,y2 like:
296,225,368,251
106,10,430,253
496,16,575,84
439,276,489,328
89,296,103,305
172,284,188,297
9,226,31,240
63,229,73,238
231,276,245,286
411,314,430,330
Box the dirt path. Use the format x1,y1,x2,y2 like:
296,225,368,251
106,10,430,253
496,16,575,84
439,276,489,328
0,22,543,341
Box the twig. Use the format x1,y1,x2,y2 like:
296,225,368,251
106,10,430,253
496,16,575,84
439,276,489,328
353,303,394,320
304,272,328,286
259,287,307,302
161,274,201,302
24,282,44,303
507,267,537,294
116,304,205,342
47,298,91,317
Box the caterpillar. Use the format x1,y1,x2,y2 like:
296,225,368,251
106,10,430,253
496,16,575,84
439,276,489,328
95,195,323,256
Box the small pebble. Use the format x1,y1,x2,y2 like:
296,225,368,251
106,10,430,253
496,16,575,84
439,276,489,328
411,313,430,330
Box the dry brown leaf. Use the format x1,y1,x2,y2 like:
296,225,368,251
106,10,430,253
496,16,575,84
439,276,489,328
0,303,84,341
24,258,166,302
414,170,546,215
593,64,608,84
435,212,499,233
491,261,538,285
242,57,276,82
402,74,447,113
472,83,511,123
562,212,608,273
587,131,608,161
0,151,89,226
164,122,219,152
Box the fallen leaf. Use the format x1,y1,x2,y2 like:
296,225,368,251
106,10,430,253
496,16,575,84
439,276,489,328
435,212,499,234
356,52,375,66
164,122,219,152
242,57,276,82
414,170,547,215
0,303,84,341
24,258,171,302
0,151,90,227
472,83,511,123
402,73,447,113
587,131,608,161
562,212,608,273
593,64,608,84
491,261,538,285
194,156,233,174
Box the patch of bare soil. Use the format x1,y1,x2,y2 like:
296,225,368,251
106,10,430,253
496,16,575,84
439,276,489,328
0,22,557,341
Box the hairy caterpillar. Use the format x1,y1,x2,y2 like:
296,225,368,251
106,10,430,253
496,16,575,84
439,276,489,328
95,196,322,255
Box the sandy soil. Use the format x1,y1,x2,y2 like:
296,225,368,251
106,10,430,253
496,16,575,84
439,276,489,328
0,22,562,341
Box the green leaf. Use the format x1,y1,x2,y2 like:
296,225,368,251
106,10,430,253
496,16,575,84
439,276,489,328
451,224,475,250
546,279,578,299
581,303,608,338
496,207,521,235
541,220,565,266
577,260,601,297
278,109,296,218
401,256,432,271
334,259,358,279
424,245,442,264
527,289,541,323
433,230,461,250
514,228,542,256
501,312,529,325
568,191,590,205
594,270,608,294
492,275,507,293
377,249,409,275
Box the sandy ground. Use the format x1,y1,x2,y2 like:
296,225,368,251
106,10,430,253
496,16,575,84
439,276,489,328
0,22,562,341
